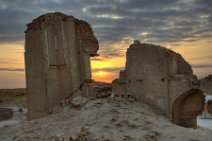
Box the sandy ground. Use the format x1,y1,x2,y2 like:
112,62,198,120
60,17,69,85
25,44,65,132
198,118,212,130
0,104,27,127
0,96,212,141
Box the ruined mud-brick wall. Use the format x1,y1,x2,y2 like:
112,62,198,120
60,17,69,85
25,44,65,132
207,101,212,114
112,41,204,128
200,75,212,95
75,19,99,80
125,41,199,115
199,75,212,115
112,70,127,96
25,12,99,119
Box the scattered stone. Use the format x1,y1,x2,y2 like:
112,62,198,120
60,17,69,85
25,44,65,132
18,108,23,113
0,108,13,121
70,95,88,107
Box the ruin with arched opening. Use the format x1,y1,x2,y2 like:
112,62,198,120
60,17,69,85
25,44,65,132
25,13,206,128
112,41,205,128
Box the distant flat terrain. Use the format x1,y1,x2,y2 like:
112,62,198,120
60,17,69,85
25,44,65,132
0,88,26,106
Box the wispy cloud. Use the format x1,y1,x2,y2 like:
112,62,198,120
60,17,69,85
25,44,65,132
0,58,23,64
0,68,25,72
189,55,212,61
92,67,124,73
192,64,212,69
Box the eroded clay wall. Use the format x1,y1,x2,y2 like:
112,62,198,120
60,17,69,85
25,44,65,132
200,75,212,95
207,101,212,114
112,41,204,128
25,12,98,119
124,42,198,116
125,43,169,114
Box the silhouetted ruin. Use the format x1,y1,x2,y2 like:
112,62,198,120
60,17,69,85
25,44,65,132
25,12,99,119
112,40,205,128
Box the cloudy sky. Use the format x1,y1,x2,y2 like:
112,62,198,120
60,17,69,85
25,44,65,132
0,0,211,88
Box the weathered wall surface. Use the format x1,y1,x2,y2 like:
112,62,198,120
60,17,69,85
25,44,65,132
207,101,212,114
25,12,99,119
112,40,204,128
125,41,199,116
199,75,212,115
112,70,126,96
200,75,212,95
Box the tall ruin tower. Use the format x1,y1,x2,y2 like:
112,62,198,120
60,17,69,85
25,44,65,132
25,12,99,119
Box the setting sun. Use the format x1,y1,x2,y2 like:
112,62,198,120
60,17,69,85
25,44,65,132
92,70,118,83
98,71,106,76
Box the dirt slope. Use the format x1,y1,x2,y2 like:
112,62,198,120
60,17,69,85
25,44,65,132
0,94,212,141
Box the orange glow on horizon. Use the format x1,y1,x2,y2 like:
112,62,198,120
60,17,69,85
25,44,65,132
0,37,212,88
91,57,126,69
91,54,126,82
0,42,24,69
96,71,106,76
92,71,118,83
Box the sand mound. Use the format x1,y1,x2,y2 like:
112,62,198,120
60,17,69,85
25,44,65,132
0,94,212,141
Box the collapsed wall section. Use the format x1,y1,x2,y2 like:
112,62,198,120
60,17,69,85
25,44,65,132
112,40,204,128
200,75,212,95
207,101,212,114
125,41,199,116
25,12,99,119
199,75,212,115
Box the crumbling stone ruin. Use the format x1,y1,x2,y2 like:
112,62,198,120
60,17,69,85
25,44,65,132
200,75,212,95
199,75,212,115
112,40,205,128
25,12,206,129
25,12,99,119
207,101,212,114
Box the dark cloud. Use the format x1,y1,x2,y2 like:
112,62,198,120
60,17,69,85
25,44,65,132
98,48,126,58
194,0,212,7
0,0,211,54
92,67,124,73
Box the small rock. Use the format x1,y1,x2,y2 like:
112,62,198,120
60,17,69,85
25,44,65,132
80,127,89,136
71,96,87,106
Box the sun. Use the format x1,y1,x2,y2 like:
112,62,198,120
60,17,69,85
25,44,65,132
92,70,118,82
98,71,106,76
93,71,107,77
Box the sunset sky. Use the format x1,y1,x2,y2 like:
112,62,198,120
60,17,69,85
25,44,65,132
0,0,211,88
